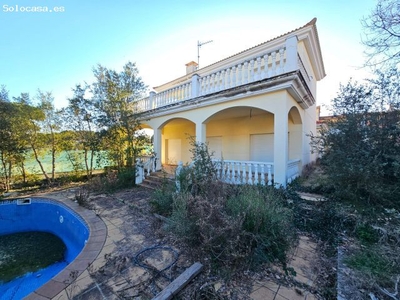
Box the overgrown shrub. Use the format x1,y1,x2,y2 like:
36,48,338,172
226,185,296,267
311,73,400,208
155,139,296,272
150,171,175,216
88,167,136,193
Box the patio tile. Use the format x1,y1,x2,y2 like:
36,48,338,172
89,256,107,272
298,239,317,252
250,286,277,299
69,271,95,295
66,259,93,272
107,228,125,242
289,256,316,286
108,217,124,226
106,275,130,292
276,285,306,300
123,266,150,284
87,234,107,244
99,241,117,256
52,269,80,284
35,279,68,298
79,249,101,261
294,246,316,262
254,280,280,292
23,292,50,300
83,241,105,251
52,289,69,300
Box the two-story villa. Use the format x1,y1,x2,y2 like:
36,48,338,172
136,18,326,187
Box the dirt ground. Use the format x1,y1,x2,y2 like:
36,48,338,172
51,185,320,300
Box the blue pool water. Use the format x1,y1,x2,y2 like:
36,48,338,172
0,198,89,300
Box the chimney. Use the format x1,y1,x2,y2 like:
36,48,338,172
185,61,198,75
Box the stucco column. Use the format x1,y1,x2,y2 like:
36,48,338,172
191,74,200,98
152,128,162,171
195,122,206,143
284,35,298,73
149,91,156,109
274,107,289,187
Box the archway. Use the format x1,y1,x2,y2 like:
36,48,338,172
159,118,195,165
205,106,274,162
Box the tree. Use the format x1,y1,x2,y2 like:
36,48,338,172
362,0,400,67
0,88,18,191
13,93,51,183
91,62,147,170
0,90,40,190
37,90,61,180
311,72,400,208
62,84,101,178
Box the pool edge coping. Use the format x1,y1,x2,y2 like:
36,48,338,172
22,197,107,300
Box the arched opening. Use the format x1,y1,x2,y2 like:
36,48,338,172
160,118,195,165
205,106,274,162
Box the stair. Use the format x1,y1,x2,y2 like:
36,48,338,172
140,171,174,190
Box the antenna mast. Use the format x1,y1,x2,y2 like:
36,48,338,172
197,40,213,68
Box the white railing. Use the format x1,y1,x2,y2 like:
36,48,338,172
136,36,300,113
175,159,274,189
199,47,286,96
135,155,157,184
287,159,301,183
136,81,192,112
174,158,301,188
214,160,274,185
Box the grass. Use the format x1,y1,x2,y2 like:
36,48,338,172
345,249,395,283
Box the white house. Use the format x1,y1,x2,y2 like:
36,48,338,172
136,18,326,187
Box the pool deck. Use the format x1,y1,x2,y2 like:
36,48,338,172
23,191,107,300
21,187,320,300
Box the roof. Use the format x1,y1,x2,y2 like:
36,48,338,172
199,18,319,71
153,18,326,91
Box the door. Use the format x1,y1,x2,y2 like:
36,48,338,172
250,134,273,162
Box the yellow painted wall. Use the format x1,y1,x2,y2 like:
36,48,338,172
206,112,274,161
161,120,195,164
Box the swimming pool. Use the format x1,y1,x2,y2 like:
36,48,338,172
0,197,90,299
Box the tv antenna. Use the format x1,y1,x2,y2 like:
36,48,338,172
197,40,213,68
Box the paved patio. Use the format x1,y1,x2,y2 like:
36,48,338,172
21,187,319,300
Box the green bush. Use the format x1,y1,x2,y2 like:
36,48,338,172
157,140,296,271
150,172,175,216
226,185,296,267
310,74,400,209
88,167,136,193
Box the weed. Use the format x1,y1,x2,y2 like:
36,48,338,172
75,186,91,208
150,171,175,216
355,223,379,245
345,248,396,287
156,140,296,273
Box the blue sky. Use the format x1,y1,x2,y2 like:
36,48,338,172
1,0,376,114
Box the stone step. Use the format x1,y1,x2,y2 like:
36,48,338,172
139,172,174,190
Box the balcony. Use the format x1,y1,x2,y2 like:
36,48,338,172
135,32,320,116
